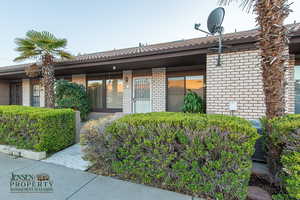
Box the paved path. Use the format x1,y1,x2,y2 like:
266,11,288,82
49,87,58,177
0,153,196,200
43,144,90,171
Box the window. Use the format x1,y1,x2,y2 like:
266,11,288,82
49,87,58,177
106,79,123,109
87,80,104,110
295,66,300,113
87,76,123,111
167,77,185,112
167,75,205,112
31,83,40,107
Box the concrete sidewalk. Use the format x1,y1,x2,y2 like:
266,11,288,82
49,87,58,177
0,153,196,200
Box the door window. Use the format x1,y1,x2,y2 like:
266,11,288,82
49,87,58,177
133,77,151,113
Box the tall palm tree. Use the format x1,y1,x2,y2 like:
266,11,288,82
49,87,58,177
218,0,292,175
14,30,72,108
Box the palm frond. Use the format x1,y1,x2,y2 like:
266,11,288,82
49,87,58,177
56,50,73,59
14,30,72,63
218,0,256,12
13,50,40,62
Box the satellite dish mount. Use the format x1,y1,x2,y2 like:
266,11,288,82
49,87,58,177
195,7,225,66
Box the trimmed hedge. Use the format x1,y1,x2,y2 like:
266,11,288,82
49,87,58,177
264,115,300,199
0,105,75,153
55,80,91,121
82,112,259,200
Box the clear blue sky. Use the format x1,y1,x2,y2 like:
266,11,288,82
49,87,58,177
0,0,299,67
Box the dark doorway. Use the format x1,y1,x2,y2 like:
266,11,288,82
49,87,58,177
10,82,22,105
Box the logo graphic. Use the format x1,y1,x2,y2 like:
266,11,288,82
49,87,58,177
10,173,53,193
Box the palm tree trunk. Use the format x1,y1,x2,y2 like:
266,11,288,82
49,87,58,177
255,0,290,176
42,54,55,108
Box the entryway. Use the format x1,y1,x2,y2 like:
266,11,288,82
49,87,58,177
133,77,151,113
9,82,22,105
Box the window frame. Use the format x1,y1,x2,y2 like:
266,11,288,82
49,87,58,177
86,74,123,112
166,72,206,112
30,79,41,107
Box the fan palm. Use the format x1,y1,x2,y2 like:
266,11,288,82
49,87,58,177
218,0,292,176
14,30,72,108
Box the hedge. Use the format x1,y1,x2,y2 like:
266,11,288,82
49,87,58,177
264,115,300,199
0,105,75,153
82,112,259,200
55,80,91,121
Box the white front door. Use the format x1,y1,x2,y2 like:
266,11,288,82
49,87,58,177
133,77,151,113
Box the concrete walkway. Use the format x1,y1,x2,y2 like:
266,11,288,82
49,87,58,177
42,144,90,171
0,153,197,200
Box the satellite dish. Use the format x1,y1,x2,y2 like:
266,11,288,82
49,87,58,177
194,7,226,66
207,7,225,35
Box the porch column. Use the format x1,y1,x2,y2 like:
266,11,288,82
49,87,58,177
22,79,30,106
123,70,133,113
0,80,9,105
40,84,45,107
151,68,166,112
72,74,86,88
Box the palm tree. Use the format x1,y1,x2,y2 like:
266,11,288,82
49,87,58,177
218,0,292,176
14,30,72,108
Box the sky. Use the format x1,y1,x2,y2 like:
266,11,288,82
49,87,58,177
0,0,300,67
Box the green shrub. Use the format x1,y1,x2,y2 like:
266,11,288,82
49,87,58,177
182,90,205,113
0,105,75,153
263,114,300,199
82,112,258,200
55,80,91,121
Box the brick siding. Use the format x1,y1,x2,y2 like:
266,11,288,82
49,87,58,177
206,50,266,120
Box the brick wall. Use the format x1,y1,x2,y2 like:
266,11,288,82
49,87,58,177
151,68,166,112
0,81,9,105
207,49,296,120
206,50,266,120
123,70,133,113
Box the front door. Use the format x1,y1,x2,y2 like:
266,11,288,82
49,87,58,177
133,77,151,113
10,82,22,105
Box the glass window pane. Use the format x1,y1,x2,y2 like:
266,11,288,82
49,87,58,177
31,84,40,107
106,79,123,109
167,77,184,112
185,75,204,98
88,80,104,110
295,66,300,113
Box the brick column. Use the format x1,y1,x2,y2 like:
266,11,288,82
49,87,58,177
151,68,166,112
285,54,295,114
22,79,30,106
206,50,266,120
0,81,9,105
123,70,133,113
40,84,45,107
72,74,86,87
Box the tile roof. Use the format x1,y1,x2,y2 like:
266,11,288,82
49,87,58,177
57,22,300,64
1,23,300,72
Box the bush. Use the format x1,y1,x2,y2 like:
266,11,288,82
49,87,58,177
0,105,75,153
82,112,258,200
55,80,91,121
263,115,300,199
182,90,205,113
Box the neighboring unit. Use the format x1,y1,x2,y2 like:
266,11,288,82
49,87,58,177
1,24,300,120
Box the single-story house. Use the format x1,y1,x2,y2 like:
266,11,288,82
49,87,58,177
1,23,300,120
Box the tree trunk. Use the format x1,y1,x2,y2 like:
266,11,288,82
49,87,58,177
254,0,290,176
41,54,55,108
